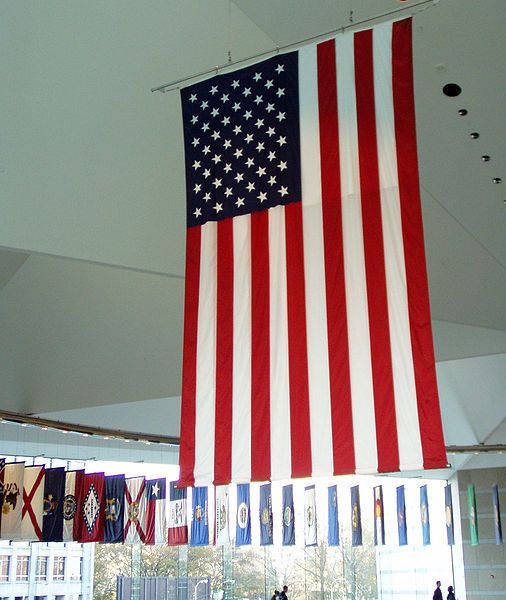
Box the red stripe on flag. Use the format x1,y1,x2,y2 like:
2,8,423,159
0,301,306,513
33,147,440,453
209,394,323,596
145,498,155,545
392,19,446,469
214,219,234,484
284,202,312,478
251,210,271,481
179,227,201,486
317,39,355,475
354,29,399,472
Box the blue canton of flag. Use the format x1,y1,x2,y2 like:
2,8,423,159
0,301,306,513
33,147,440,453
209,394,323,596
181,54,301,227
236,483,251,546
328,485,339,547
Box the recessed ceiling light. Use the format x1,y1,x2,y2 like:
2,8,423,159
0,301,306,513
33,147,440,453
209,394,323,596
458,109,468,116
492,177,502,184
481,155,491,162
443,83,462,97
470,132,480,139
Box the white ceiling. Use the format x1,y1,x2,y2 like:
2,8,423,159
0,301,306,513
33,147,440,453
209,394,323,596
0,0,505,469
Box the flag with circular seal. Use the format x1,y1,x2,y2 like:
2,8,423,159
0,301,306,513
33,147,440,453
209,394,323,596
282,484,295,546
445,483,454,545
236,483,251,546
420,484,430,545
104,474,125,544
328,484,339,546
190,486,209,546
304,484,317,546
1,462,25,540
63,470,84,542
351,485,362,547
259,483,273,546
215,485,230,546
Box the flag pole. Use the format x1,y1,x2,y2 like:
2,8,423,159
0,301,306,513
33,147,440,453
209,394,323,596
151,0,438,93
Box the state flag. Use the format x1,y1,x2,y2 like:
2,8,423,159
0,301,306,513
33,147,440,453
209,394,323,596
259,483,273,546
468,484,478,546
215,485,230,546
104,474,125,544
236,483,251,546
190,486,209,546
445,484,454,545
124,477,147,544
351,485,362,546
80,472,105,543
42,467,65,542
0,458,5,533
168,481,188,546
21,465,45,541
327,485,339,546
373,485,385,546
63,470,84,542
1,462,25,540
282,484,295,546
492,483,502,545
304,484,317,547
420,484,430,545
397,485,407,546
145,478,167,545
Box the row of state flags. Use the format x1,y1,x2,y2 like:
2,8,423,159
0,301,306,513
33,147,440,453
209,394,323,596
1,460,502,547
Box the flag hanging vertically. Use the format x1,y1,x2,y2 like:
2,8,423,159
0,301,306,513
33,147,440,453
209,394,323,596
145,478,167,545
373,485,385,546
328,485,339,546
0,459,5,534
168,482,188,546
1,462,24,540
42,467,65,542
178,16,447,486
445,484,454,545
492,484,502,545
215,485,230,546
236,483,251,546
420,484,430,545
259,483,273,546
468,484,478,546
351,485,362,546
80,472,105,543
124,477,147,544
21,465,45,541
304,484,317,546
63,470,84,542
190,486,209,546
397,485,407,545
282,484,295,546
104,474,125,544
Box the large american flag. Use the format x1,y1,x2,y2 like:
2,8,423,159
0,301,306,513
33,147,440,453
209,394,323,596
178,18,447,486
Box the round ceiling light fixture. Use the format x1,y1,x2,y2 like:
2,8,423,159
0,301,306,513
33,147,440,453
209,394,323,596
443,83,462,97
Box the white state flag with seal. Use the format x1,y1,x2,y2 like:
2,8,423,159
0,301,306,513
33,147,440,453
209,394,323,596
304,484,318,547
1,462,25,540
215,485,230,546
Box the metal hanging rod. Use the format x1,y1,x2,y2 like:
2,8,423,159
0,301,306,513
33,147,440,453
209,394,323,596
151,0,438,93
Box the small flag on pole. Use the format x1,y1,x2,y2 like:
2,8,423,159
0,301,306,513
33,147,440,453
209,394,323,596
168,482,188,546
259,483,273,546
420,484,430,545
373,485,385,546
468,484,479,546
445,484,454,545
397,485,407,546
328,485,339,547
351,485,362,547
282,484,295,546
215,485,230,546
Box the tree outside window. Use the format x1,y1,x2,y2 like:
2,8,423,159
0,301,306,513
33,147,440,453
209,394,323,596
36,556,48,580
53,556,65,581
16,555,29,581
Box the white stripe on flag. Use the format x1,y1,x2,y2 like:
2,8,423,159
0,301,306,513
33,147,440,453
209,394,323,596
299,44,334,477
268,205,291,480
231,215,252,482
373,23,423,469
194,222,217,485
335,31,378,473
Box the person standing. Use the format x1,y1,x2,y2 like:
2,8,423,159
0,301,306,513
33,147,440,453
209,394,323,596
271,591,279,600
447,585,456,600
433,581,443,600
279,585,288,600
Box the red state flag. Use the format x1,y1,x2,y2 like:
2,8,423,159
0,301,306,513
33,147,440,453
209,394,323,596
79,472,105,543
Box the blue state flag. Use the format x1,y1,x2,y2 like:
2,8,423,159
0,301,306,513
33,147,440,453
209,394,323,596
42,467,66,542
492,484,502,545
104,475,125,543
259,483,273,546
328,485,339,546
236,483,251,546
282,484,295,546
420,484,430,545
351,485,362,546
397,485,407,546
445,484,454,545
190,486,209,546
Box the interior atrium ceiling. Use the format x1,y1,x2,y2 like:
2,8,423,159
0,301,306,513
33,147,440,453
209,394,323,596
0,0,505,472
